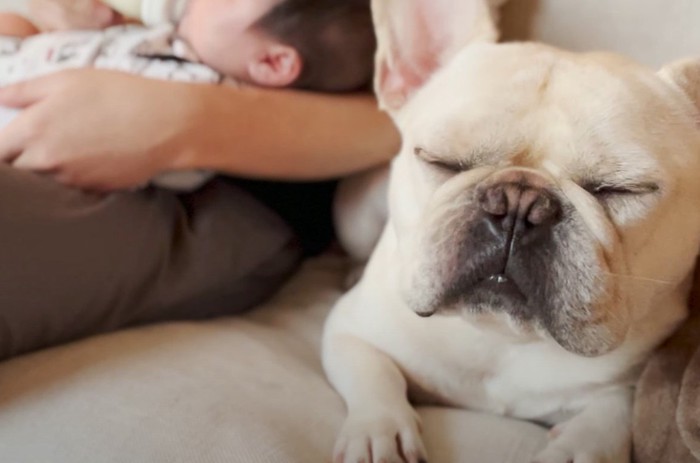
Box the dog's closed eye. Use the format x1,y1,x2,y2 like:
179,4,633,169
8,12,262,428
583,181,662,222
414,147,472,173
584,182,660,199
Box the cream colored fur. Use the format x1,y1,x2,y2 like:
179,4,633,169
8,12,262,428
325,1,700,463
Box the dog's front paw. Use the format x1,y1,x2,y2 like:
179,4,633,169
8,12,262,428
334,407,427,463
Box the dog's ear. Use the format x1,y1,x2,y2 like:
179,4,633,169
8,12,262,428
659,58,700,125
372,0,499,112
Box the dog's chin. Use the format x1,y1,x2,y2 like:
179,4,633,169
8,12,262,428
464,274,527,309
410,274,624,358
413,272,529,319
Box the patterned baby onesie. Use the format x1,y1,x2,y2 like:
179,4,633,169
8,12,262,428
0,24,222,85
0,25,230,190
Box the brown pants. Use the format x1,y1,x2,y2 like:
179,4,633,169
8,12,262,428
0,166,302,359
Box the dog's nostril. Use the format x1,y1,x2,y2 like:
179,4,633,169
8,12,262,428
527,194,561,226
479,181,562,236
481,186,508,216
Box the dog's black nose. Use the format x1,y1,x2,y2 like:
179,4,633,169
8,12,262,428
478,181,561,242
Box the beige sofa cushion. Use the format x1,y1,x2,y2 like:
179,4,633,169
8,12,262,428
0,257,548,463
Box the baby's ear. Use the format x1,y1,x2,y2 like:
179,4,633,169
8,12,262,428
372,0,499,113
248,45,302,88
659,58,700,125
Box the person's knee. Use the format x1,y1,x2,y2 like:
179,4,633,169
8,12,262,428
228,236,303,311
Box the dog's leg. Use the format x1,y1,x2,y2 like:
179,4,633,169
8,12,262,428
324,333,427,463
333,167,389,289
334,167,389,260
533,388,632,463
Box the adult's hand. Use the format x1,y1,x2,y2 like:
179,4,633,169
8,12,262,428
0,70,198,191
0,70,399,189
29,0,121,31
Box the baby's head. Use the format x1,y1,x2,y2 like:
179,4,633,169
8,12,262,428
179,0,376,92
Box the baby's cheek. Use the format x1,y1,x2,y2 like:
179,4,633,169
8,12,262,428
188,33,257,80
192,39,245,78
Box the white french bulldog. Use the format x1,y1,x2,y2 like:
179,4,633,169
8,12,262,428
323,0,700,462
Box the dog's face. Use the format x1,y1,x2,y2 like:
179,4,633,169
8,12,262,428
374,0,700,356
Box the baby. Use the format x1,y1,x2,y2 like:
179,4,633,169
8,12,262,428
0,0,376,189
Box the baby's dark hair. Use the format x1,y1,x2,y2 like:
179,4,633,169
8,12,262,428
254,0,376,92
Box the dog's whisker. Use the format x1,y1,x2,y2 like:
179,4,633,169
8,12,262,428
603,272,675,286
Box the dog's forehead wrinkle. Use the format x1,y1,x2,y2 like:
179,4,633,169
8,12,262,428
403,47,675,181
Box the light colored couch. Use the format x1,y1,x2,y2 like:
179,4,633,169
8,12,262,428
0,1,698,462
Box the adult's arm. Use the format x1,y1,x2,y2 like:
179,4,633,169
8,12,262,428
175,83,399,179
0,70,400,190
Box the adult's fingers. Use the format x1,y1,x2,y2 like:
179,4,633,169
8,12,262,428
11,144,59,172
52,168,118,193
0,73,74,161
0,110,38,163
0,75,58,109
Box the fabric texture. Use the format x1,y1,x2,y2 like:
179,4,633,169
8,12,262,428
632,269,700,463
0,25,221,86
0,166,301,359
